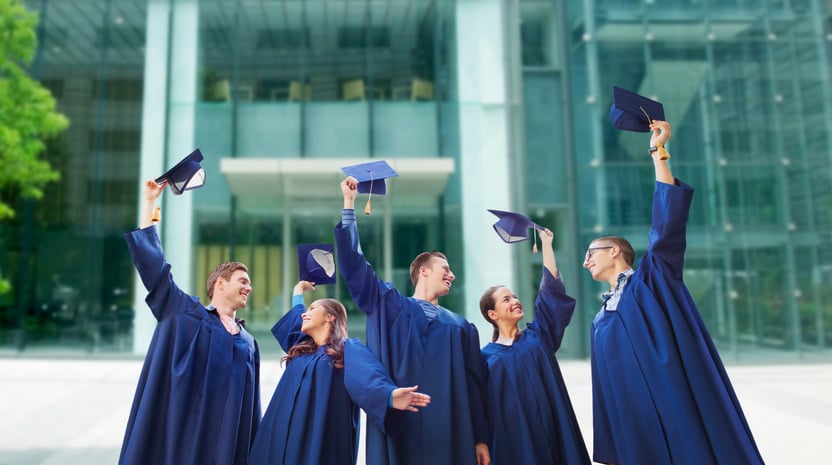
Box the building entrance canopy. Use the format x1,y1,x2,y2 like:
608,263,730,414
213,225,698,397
220,157,455,216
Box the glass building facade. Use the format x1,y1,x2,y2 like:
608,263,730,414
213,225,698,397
2,0,831,361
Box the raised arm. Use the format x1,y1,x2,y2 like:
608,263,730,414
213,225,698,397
334,177,407,318
650,120,673,185
540,227,557,278
342,176,358,210
139,179,166,229
271,281,315,351
645,120,696,277
124,180,192,321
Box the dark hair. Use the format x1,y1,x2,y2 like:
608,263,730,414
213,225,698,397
594,235,635,267
479,285,504,342
206,261,248,298
409,251,448,286
283,298,349,369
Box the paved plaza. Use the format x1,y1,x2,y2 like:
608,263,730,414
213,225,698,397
0,355,829,465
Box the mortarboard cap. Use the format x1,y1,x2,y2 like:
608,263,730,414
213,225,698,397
487,209,543,243
297,243,336,285
155,149,206,195
610,86,665,132
340,160,399,195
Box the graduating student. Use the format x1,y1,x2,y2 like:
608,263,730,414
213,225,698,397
334,167,490,465
586,117,764,465
120,176,260,465
478,219,591,465
248,280,431,465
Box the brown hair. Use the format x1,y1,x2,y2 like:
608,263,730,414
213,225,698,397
594,236,635,267
284,298,349,369
409,251,448,286
206,261,248,298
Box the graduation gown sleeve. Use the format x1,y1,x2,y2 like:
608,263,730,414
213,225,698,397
344,338,409,435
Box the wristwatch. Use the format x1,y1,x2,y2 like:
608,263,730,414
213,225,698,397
649,145,670,160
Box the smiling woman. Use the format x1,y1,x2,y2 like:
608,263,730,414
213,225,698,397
478,227,591,465
249,280,431,465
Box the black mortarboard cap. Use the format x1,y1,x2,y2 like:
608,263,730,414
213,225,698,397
610,86,665,132
487,209,544,243
297,243,336,285
155,149,206,195
340,160,399,195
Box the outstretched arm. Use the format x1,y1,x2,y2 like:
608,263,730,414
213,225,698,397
649,120,673,185
139,179,166,229
390,385,431,412
344,339,430,434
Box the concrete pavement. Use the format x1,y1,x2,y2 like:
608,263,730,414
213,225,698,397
0,356,829,465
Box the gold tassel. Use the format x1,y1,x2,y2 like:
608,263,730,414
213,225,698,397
151,206,161,223
364,177,374,215
532,228,539,254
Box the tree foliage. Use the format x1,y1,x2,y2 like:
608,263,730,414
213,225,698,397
0,0,69,293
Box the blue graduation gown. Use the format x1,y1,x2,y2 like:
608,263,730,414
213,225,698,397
334,221,489,465
481,269,591,465
590,180,765,465
120,226,261,465
247,305,360,465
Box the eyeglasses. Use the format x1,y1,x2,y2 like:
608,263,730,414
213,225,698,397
584,246,614,262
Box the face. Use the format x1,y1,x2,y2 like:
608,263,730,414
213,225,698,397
487,287,524,326
301,300,334,336
219,270,252,310
423,257,455,296
582,241,616,282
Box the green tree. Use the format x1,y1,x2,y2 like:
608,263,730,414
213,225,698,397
0,0,69,294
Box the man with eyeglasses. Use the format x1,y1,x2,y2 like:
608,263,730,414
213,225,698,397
584,120,764,465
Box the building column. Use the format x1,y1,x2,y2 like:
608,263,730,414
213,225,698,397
456,0,517,345
132,0,199,353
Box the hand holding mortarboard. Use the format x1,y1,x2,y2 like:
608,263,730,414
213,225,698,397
155,149,206,195
147,149,207,224
297,243,336,285
487,209,546,253
140,179,167,228
341,176,359,209
649,120,672,151
610,86,669,160
340,160,399,215
293,280,316,296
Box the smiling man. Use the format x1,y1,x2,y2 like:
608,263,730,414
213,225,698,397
584,121,763,465
119,179,261,465
334,176,490,465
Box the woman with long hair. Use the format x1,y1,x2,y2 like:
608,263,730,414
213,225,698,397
248,281,430,465
479,228,590,465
